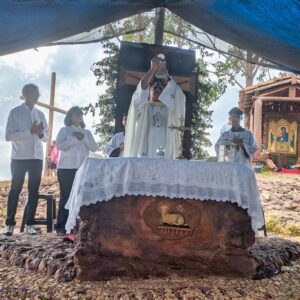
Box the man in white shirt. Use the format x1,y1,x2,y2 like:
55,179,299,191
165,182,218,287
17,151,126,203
215,107,257,168
105,114,127,157
124,57,186,159
4,84,49,236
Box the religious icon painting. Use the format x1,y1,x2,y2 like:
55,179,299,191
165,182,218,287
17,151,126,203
268,119,297,155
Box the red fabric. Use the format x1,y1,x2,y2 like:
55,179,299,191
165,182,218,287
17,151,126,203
279,168,300,175
50,145,59,164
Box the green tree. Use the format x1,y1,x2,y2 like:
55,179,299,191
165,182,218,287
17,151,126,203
213,46,288,89
192,50,226,157
82,41,119,153
212,46,289,129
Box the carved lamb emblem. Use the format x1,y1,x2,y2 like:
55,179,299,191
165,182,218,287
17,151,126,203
143,198,200,240
159,204,187,226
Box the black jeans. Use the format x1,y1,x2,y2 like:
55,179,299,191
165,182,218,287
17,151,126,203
6,159,43,226
56,169,77,233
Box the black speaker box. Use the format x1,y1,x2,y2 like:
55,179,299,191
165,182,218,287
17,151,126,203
119,41,195,75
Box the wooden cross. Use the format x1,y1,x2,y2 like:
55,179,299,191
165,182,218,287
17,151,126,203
168,115,192,159
37,72,67,176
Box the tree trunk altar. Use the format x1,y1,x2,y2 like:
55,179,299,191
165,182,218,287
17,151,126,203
65,157,265,280
74,196,256,280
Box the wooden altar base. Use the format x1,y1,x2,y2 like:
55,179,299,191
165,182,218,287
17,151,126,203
74,196,257,280
0,233,300,282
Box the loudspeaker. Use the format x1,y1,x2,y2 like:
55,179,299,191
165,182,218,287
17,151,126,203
119,41,195,75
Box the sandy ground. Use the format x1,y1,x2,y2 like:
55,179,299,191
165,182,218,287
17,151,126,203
0,173,299,299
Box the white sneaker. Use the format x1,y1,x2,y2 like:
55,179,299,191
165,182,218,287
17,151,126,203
26,225,37,235
3,225,14,236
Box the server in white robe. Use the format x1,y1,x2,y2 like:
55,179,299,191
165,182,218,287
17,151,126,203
215,107,258,168
55,106,97,235
124,57,186,159
105,114,127,157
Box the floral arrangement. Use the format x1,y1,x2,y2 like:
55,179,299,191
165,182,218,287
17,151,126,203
253,147,271,164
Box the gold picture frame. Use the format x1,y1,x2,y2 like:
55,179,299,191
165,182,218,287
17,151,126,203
268,119,297,154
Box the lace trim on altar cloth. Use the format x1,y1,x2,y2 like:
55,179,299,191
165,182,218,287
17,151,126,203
65,157,265,235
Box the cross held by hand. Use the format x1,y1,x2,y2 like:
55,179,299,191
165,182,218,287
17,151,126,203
168,115,192,133
168,115,192,158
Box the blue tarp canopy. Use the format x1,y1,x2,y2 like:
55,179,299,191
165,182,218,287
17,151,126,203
0,0,299,72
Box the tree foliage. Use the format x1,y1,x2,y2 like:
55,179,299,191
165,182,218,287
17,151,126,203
192,50,226,157
82,42,119,153
213,47,288,88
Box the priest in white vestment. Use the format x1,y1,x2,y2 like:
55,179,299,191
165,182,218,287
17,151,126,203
215,107,258,168
124,57,186,159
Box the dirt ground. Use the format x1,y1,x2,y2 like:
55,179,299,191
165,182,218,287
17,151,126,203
0,174,299,299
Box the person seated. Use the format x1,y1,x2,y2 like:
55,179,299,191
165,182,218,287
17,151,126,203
260,146,281,172
283,157,300,169
124,56,186,159
105,114,127,157
215,107,257,168
265,157,280,172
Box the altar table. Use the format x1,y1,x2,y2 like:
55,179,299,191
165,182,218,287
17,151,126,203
65,157,264,234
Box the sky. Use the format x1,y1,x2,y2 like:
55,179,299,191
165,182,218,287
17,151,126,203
0,42,274,180
0,44,104,180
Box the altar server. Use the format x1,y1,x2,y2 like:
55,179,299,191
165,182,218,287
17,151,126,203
124,57,186,159
55,106,97,235
105,114,127,157
215,107,258,168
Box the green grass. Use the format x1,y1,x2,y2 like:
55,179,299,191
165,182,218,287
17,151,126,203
266,216,300,237
285,223,300,236
256,171,278,177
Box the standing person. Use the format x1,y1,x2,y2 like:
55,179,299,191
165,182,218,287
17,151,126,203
46,145,53,177
4,84,49,236
49,140,58,176
105,114,127,157
124,56,186,159
215,107,258,168
55,106,97,235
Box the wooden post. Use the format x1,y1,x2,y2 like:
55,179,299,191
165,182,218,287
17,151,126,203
44,72,56,176
154,7,165,45
253,97,262,147
249,106,254,133
289,73,296,97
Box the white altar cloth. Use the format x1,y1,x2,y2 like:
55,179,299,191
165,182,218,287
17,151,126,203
65,157,264,234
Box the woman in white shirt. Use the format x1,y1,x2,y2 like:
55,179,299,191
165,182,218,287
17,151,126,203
55,106,97,235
